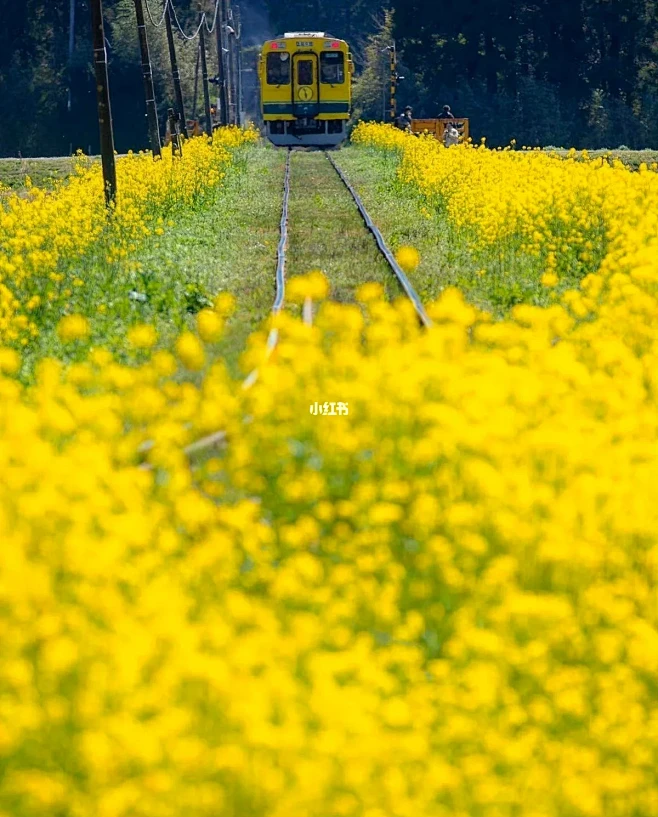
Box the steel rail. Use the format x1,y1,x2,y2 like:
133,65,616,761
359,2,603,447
325,151,433,329
241,147,291,389
138,148,292,469
274,148,291,313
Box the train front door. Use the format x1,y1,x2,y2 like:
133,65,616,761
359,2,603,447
292,52,319,118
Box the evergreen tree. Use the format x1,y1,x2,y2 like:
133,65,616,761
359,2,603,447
263,0,385,42
351,11,395,122
392,0,658,148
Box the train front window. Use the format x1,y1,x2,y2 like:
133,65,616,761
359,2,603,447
320,52,345,84
297,59,314,86
266,53,290,85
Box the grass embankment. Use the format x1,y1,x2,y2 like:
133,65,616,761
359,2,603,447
0,156,91,190
545,147,658,169
21,144,286,379
122,144,286,377
334,145,554,315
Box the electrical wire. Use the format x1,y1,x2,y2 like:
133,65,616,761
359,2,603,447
168,1,207,41
143,0,170,28
144,0,221,43
204,0,221,35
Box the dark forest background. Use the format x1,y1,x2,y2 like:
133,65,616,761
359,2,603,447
2,0,658,156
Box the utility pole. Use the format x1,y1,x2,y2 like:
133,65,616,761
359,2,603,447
199,23,213,138
215,0,229,125
221,0,233,124
90,0,117,205
382,43,402,123
164,0,189,139
133,0,162,158
68,0,76,113
192,39,201,121
381,46,388,122
68,0,76,154
234,5,243,126
227,2,237,125
390,42,397,122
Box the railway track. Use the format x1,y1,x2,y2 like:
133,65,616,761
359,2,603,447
324,151,432,328
241,147,431,389
140,147,431,466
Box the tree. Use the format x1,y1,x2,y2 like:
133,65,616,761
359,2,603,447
392,0,658,148
0,0,224,156
351,11,394,122
262,0,385,43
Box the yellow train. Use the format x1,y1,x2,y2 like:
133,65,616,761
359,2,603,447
259,33,354,147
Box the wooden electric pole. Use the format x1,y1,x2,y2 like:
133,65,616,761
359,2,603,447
192,39,201,120
68,0,76,114
390,42,397,122
67,0,76,154
164,0,189,139
199,23,213,138
90,0,117,205
133,0,161,158
226,2,237,125
215,0,229,126
221,0,234,124
234,4,243,126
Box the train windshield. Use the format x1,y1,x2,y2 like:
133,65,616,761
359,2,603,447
297,59,314,86
320,52,345,84
266,52,291,85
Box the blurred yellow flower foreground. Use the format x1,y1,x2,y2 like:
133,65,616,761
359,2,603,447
2,273,658,816
2,127,658,816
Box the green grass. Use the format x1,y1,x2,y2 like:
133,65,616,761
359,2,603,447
23,144,287,379
543,147,658,170
333,145,566,316
0,157,94,190
287,151,399,303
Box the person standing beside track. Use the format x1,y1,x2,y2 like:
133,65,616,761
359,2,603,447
444,122,459,146
395,106,413,132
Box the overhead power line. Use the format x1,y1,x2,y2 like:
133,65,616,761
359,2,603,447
144,0,169,28
144,0,221,42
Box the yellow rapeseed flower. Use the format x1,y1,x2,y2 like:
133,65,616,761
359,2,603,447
213,292,236,317
395,245,421,273
287,270,330,303
356,282,385,303
196,309,224,344
127,323,158,349
56,314,90,342
0,348,20,375
2,124,658,817
175,331,205,371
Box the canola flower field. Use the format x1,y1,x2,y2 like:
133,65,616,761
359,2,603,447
2,123,658,817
